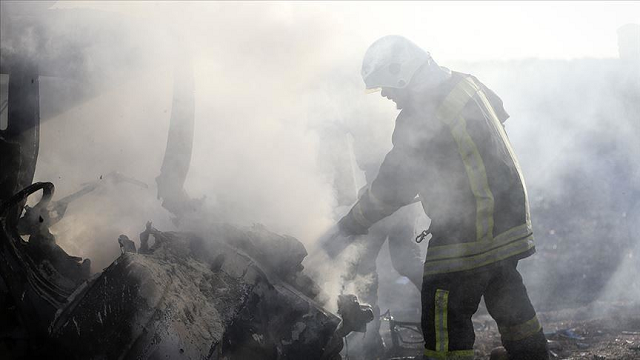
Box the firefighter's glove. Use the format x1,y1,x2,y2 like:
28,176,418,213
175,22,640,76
318,231,353,259
318,225,354,259
337,212,369,237
319,214,368,258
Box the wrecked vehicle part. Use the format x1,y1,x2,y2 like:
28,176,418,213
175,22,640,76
210,223,323,296
23,171,149,231
0,65,40,224
48,227,357,360
49,234,235,360
0,5,371,356
2,183,372,359
150,66,358,356
0,183,85,355
156,53,202,224
5,182,91,284
336,294,374,335
150,61,327,301
0,70,369,360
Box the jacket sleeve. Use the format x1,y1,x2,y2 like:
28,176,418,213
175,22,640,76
338,135,421,235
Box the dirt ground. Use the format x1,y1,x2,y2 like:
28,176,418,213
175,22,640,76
474,301,640,360
377,301,640,359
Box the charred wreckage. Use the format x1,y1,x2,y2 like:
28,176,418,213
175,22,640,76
0,5,373,359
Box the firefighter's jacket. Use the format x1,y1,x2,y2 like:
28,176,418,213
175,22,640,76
339,72,535,275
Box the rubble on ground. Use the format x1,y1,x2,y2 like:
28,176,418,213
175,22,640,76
1,184,373,359
473,302,640,360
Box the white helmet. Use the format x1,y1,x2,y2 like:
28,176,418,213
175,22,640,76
361,35,431,92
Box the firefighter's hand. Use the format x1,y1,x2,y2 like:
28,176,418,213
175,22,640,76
317,225,357,259
337,212,369,237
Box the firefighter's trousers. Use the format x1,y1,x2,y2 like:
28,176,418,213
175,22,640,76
421,259,549,360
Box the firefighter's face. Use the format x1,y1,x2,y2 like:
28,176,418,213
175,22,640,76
381,87,409,109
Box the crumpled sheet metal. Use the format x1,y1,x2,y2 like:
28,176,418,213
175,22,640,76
50,230,341,360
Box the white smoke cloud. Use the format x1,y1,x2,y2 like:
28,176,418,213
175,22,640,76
2,2,638,314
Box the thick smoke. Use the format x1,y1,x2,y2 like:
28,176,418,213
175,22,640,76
1,1,638,324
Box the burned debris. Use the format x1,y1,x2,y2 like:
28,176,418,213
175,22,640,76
117,235,137,254
0,41,374,355
2,2,640,360
0,6,374,355
1,182,374,359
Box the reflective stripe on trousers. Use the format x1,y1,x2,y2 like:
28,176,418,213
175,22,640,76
498,315,543,342
425,289,474,360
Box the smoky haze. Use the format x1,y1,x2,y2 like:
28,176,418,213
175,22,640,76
1,0,638,321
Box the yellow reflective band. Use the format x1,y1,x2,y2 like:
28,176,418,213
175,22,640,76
424,349,475,360
498,315,542,342
426,223,532,261
424,76,536,275
365,87,382,94
449,115,495,241
436,78,475,121
436,78,495,243
434,289,449,353
424,233,534,276
469,79,532,225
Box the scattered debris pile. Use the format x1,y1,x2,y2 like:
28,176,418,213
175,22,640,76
368,302,640,359
0,183,374,359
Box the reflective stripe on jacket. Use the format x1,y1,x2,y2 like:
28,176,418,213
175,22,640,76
341,72,535,275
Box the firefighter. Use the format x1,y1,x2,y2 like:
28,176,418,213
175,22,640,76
321,35,549,359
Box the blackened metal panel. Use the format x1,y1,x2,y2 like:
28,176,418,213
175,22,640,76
0,67,40,217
